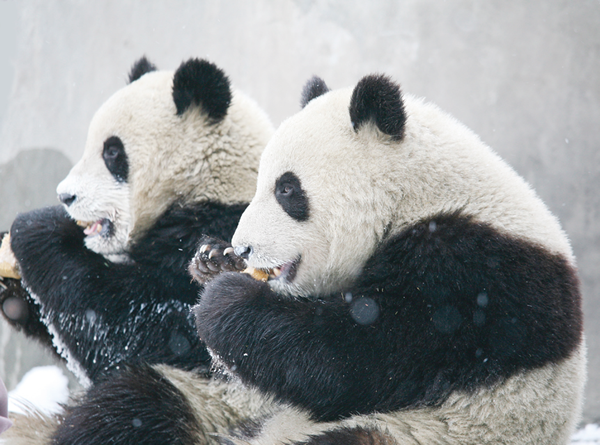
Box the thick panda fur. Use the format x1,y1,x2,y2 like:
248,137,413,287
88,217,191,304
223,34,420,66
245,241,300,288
191,74,586,444
2,57,277,444
1,56,273,386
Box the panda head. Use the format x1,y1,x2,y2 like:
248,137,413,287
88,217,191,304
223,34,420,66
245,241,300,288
232,74,570,298
56,57,272,261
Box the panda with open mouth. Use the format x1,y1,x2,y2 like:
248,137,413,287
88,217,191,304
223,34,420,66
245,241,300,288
4,56,275,387
2,56,278,444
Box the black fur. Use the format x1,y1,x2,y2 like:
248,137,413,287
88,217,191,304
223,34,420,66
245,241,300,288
9,201,247,384
275,171,309,222
195,211,582,422
128,56,157,83
102,136,128,183
172,58,231,122
301,76,329,108
349,74,406,140
300,427,396,445
53,365,202,445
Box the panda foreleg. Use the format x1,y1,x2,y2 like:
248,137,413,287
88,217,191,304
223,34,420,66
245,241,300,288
9,205,207,384
194,272,388,422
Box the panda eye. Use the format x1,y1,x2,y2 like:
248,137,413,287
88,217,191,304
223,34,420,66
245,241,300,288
105,145,120,159
274,171,309,222
103,136,129,183
277,183,294,197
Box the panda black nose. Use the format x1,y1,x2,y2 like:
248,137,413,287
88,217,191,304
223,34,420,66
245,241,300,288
58,193,77,206
234,245,253,260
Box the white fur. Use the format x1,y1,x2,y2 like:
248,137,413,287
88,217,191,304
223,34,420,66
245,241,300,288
231,87,585,444
158,365,277,444
2,410,57,445
7,66,275,444
234,89,575,299
57,70,273,259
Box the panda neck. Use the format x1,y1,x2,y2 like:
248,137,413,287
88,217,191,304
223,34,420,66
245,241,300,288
128,200,248,273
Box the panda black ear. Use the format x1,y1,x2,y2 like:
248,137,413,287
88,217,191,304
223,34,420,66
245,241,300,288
128,56,157,83
172,58,232,123
349,74,406,141
300,76,329,108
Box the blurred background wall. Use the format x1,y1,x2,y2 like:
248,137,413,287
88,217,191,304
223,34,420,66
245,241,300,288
0,0,598,423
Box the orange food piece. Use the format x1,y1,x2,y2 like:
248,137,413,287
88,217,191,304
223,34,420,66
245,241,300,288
0,234,21,279
243,266,269,282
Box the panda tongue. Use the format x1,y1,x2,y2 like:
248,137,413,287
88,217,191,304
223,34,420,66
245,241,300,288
84,221,102,236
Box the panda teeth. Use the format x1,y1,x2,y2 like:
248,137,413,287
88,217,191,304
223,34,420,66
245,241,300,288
84,221,101,236
79,219,111,237
270,268,282,279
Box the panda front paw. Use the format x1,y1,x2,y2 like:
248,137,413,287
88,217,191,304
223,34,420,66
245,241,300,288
188,237,246,284
194,272,269,351
196,271,266,313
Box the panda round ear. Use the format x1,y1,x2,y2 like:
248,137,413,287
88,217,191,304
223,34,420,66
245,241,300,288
300,76,329,108
172,58,232,123
349,74,406,141
128,56,157,83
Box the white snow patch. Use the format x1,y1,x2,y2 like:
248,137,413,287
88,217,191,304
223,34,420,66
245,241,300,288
46,319,92,388
26,290,92,387
572,424,600,444
8,366,69,415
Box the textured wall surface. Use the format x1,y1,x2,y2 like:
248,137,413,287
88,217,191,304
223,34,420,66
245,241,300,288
0,0,598,423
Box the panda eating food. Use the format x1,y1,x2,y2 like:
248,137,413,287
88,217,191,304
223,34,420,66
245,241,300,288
193,74,586,444
2,56,274,387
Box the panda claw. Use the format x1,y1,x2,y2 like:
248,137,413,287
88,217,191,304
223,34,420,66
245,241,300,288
190,237,249,283
188,258,209,284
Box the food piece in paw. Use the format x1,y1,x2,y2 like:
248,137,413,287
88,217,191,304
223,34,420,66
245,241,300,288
0,234,20,279
242,266,269,282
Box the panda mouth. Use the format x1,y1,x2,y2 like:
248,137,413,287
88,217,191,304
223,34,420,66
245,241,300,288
264,256,300,283
76,218,113,238
244,257,300,283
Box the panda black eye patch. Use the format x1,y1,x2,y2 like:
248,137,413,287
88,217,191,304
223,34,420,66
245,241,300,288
275,171,309,222
103,136,129,183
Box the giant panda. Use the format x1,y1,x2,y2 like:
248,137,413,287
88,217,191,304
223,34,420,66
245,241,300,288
2,57,279,444
191,74,586,444
1,56,273,386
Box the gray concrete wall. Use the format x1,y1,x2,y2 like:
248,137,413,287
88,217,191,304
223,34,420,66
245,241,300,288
0,0,598,423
